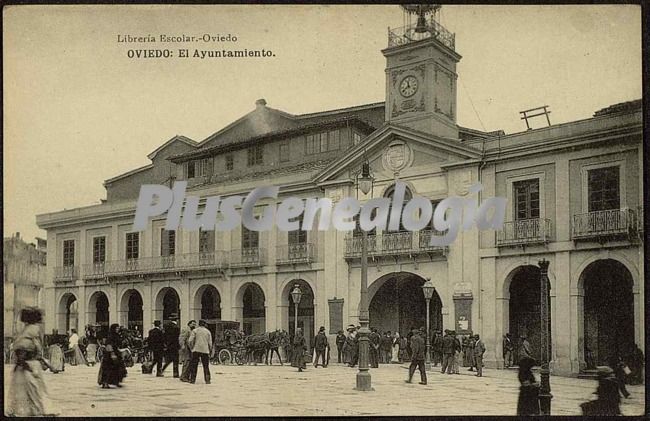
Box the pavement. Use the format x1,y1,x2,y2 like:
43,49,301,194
4,362,646,417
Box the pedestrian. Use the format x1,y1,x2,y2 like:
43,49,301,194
98,323,128,389
350,327,359,367
580,367,622,416
405,328,427,385
85,325,98,367
467,334,476,371
626,343,644,385
381,331,392,364
441,330,455,374
608,355,631,399
474,334,486,377
147,320,165,377
68,329,87,366
518,335,533,365
6,307,58,416
188,320,212,384
432,331,442,367
335,330,346,364
179,320,196,382
161,316,181,378
314,326,328,368
391,332,401,364
47,336,65,373
369,328,380,368
503,333,514,368
516,356,540,415
399,333,408,363
292,328,307,372
453,332,462,374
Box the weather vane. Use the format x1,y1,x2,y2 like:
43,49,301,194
401,4,441,33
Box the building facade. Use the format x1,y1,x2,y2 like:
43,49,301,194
36,16,643,375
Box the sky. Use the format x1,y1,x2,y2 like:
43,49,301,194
3,5,642,243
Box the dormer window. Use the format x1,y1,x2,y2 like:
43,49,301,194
305,130,340,155
185,159,209,179
248,144,263,166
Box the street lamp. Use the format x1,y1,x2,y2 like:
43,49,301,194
355,159,373,391
291,285,302,336
538,259,553,414
421,278,435,370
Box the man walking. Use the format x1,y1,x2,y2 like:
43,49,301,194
188,320,213,384
335,330,346,364
179,320,196,382
405,328,427,385
147,320,165,377
369,328,380,368
161,316,181,377
474,334,486,377
503,333,514,368
432,331,442,367
441,330,455,374
314,326,329,368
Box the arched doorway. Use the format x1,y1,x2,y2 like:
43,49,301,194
239,283,265,335
154,287,181,323
283,280,315,350
369,273,442,337
88,291,110,336
508,265,550,363
581,259,634,366
194,285,221,338
120,289,143,333
58,293,78,334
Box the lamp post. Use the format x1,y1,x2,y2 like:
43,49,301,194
538,259,553,414
421,278,435,371
356,161,373,391
291,285,302,336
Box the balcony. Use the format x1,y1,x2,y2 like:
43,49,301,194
344,230,447,260
54,265,79,282
276,243,315,265
497,218,552,247
230,247,266,268
388,19,455,51
572,208,638,241
84,251,229,279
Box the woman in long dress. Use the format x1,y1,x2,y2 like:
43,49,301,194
291,328,307,372
85,326,98,366
47,341,65,373
390,332,401,363
6,307,58,416
97,324,127,388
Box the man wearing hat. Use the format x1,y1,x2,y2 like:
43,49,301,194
473,334,486,377
405,328,427,385
162,314,181,377
147,320,165,376
441,329,455,374
314,326,329,368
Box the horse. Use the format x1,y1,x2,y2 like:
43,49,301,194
243,333,271,365
265,330,289,365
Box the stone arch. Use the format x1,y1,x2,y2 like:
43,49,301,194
193,284,222,322
280,279,316,348
87,290,110,334
119,289,144,332
153,286,182,323
575,253,639,292
234,281,266,335
57,292,78,334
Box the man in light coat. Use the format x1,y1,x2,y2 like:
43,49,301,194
179,320,196,382
474,334,486,377
188,320,213,384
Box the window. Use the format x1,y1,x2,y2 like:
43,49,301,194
353,132,361,145
161,229,176,256
588,166,620,212
279,142,290,162
63,239,75,267
305,130,341,155
242,226,259,250
514,179,540,220
93,237,106,264
288,215,307,245
126,232,139,260
199,229,215,253
384,184,412,232
247,144,263,166
225,154,234,171
187,161,196,179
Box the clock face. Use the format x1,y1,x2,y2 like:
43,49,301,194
399,76,418,98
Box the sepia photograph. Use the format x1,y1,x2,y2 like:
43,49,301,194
3,4,645,417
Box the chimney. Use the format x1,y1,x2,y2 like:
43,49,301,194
255,98,267,108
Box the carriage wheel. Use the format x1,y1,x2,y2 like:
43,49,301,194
235,351,245,366
218,349,232,365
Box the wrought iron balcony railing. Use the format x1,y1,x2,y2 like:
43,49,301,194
497,218,552,246
388,19,455,50
54,265,79,281
572,208,637,240
83,251,229,278
230,247,266,268
344,230,447,259
276,243,315,265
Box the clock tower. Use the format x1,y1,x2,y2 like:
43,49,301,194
383,6,461,139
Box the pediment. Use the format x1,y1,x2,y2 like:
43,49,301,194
314,123,481,184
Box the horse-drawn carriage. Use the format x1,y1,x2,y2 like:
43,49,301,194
208,321,246,365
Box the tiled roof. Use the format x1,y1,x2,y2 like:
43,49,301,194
593,99,642,117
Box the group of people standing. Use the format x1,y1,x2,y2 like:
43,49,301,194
431,330,485,376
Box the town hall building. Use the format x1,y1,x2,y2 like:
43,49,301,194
36,12,643,376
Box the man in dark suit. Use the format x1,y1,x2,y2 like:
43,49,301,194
314,326,329,368
147,320,165,377
405,328,427,385
162,315,181,377
441,329,455,374
368,328,380,368
335,330,346,364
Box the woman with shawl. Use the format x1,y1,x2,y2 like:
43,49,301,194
97,323,127,388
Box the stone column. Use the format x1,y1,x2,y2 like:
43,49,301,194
142,281,153,331
552,252,571,374
180,277,191,325
569,287,585,373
